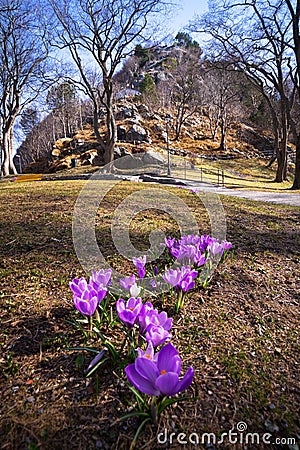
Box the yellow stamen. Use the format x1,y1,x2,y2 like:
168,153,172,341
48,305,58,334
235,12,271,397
160,369,167,375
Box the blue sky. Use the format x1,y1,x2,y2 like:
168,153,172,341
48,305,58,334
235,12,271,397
169,0,208,33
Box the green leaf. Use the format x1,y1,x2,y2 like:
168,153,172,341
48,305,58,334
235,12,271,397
130,417,152,449
85,356,110,377
119,411,149,421
66,346,99,353
128,385,148,408
157,395,191,415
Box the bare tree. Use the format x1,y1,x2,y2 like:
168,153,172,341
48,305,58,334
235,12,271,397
168,46,203,140
17,114,54,167
47,81,81,138
190,0,295,182
284,0,300,189
49,0,173,164
0,0,49,176
202,62,243,150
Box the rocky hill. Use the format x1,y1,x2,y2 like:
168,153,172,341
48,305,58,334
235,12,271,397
23,98,276,174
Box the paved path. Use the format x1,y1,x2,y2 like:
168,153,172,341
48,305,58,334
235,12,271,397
182,180,300,207
42,172,300,207
139,175,300,207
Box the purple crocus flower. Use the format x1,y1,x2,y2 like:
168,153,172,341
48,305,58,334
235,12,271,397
145,325,171,347
207,240,224,258
73,284,100,317
176,244,197,265
116,297,142,328
194,250,207,267
90,268,112,289
221,240,233,251
138,301,154,333
125,343,194,396
132,255,147,279
144,310,173,332
70,277,107,309
180,273,197,292
164,266,198,293
119,274,136,290
163,268,184,288
199,234,213,252
69,277,89,296
169,245,180,259
137,341,157,362
149,279,156,289
165,237,176,249
180,234,201,246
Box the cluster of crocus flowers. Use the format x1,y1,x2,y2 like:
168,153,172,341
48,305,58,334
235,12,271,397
68,233,233,426
125,342,194,397
163,266,198,312
163,235,232,310
116,298,172,348
165,234,232,267
69,269,112,330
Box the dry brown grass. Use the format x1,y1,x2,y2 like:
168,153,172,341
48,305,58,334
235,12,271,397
0,179,299,449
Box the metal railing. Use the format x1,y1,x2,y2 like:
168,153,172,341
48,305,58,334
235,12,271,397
167,153,225,186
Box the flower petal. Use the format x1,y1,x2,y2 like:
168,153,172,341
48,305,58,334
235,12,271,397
176,366,194,393
157,343,181,374
155,372,179,396
116,299,125,314
125,364,160,396
135,357,159,383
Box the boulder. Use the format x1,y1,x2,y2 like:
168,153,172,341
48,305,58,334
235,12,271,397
115,104,139,120
137,104,151,120
117,125,127,141
114,146,131,159
143,150,165,166
52,148,61,157
125,124,151,143
111,151,165,173
92,155,105,166
80,149,98,165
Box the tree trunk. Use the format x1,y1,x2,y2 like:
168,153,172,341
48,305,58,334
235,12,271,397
1,126,17,176
103,81,117,164
275,107,289,182
275,144,287,182
291,136,300,189
104,105,116,164
219,114,227,151
209,106,219,140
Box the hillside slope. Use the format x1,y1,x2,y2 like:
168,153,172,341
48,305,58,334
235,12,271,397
24,99,284,174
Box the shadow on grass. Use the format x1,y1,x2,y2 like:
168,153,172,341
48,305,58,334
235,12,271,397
8,307,72,358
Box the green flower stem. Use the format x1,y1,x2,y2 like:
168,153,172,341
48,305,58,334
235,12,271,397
95,308,100,322
88,316,93,333
127,327,138,357
150,397,158,425
176,290,185,313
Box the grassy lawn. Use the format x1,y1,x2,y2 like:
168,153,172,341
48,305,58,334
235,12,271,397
0,179,299,449
168,154,296,191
